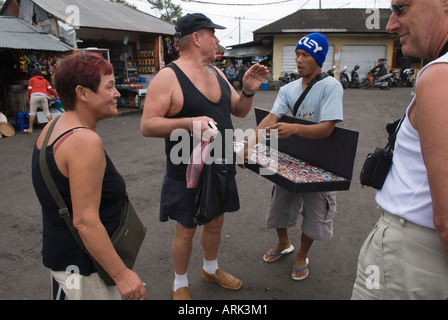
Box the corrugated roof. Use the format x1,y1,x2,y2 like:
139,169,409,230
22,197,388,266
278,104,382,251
0,16,73,51
32,0,175,35
255,9,391,35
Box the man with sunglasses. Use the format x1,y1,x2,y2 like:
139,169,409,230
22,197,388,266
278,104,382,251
352,0,448,299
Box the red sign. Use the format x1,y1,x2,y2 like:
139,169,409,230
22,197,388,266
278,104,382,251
215,51,223,61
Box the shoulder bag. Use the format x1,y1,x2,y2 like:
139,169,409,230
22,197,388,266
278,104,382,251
39,117,147,286
359,115,405,190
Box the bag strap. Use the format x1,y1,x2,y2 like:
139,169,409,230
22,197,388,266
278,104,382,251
386,114,405,151
38,117,88,252
293,72,327,117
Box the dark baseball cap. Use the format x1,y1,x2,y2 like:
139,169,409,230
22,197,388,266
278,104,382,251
175,13,226,38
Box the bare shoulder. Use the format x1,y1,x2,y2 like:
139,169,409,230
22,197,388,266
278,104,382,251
418,62,448,86
60,128,103,158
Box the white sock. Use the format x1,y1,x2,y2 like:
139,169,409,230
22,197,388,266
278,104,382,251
203,258,218,275
173,272,188,291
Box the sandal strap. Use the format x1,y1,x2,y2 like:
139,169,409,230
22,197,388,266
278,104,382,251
267,249,282,257
292,264,309,272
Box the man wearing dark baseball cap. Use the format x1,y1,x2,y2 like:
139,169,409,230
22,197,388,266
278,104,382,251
141,13,269,300
175,13,226,38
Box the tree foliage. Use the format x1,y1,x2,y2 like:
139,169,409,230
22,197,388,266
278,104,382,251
147,0,182,23
109,0,137,10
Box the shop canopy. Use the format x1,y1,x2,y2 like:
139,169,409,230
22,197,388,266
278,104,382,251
0,16,73,52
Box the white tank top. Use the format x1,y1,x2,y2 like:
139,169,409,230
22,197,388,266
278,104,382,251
375,52,448,229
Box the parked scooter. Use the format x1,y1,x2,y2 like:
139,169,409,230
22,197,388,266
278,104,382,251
399,68,415,87
339,66,349,89
362,69,394,90
349,65,361,88
279,71,300,86
327,65,336,77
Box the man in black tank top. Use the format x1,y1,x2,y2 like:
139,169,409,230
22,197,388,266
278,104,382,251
140,13,268,300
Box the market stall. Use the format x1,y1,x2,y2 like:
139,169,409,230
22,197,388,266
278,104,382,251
0,17,73,122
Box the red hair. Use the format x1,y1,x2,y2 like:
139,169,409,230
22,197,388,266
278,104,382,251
53,52,114,111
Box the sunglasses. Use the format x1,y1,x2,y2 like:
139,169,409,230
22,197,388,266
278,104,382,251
390,3,410,16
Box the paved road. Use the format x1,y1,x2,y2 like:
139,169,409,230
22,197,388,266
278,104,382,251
0,86,413,300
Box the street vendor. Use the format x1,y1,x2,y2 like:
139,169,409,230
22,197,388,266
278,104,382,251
242,32,343,281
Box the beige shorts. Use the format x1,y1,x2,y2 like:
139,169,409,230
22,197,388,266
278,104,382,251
30,95,50,117
51,270,121,300
351,207,448,300
266,185,337,240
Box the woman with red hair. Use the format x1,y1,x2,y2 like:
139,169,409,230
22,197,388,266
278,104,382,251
31,52,147,300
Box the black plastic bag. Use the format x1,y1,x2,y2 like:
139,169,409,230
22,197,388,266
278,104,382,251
193,159,231,225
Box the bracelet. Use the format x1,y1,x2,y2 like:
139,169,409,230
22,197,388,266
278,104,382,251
242,90,255,98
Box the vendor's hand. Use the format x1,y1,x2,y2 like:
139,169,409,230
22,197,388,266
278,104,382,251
191,116,218,142
115,269,147,300
266,123,295,139
242,64,269,94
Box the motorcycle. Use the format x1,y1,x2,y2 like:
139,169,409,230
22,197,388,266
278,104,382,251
279,71,300,86
339,66,349,89
327,66,336,77
362,69,394,90
399,68,415,87
349,65,361,88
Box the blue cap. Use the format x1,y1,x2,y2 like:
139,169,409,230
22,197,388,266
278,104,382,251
295,33,329,67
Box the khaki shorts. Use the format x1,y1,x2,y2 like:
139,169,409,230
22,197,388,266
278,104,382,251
266,185,337,240
351,207,448,300
30,95,50,117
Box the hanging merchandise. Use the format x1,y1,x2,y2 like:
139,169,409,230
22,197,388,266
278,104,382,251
164,36,178,64
16,52,59,75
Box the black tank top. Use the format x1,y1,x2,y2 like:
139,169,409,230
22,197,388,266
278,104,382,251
31,127,125,275
165,62,236,180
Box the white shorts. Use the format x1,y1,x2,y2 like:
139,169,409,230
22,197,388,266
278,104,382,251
266,185,337,240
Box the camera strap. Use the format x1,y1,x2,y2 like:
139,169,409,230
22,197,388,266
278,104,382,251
293,72,327,117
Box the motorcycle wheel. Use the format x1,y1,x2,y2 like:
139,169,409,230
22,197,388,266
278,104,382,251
380,79,393,90
361,79,370,89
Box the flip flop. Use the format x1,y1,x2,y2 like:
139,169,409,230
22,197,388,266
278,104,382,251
263,244,294,263
291,258,309,281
